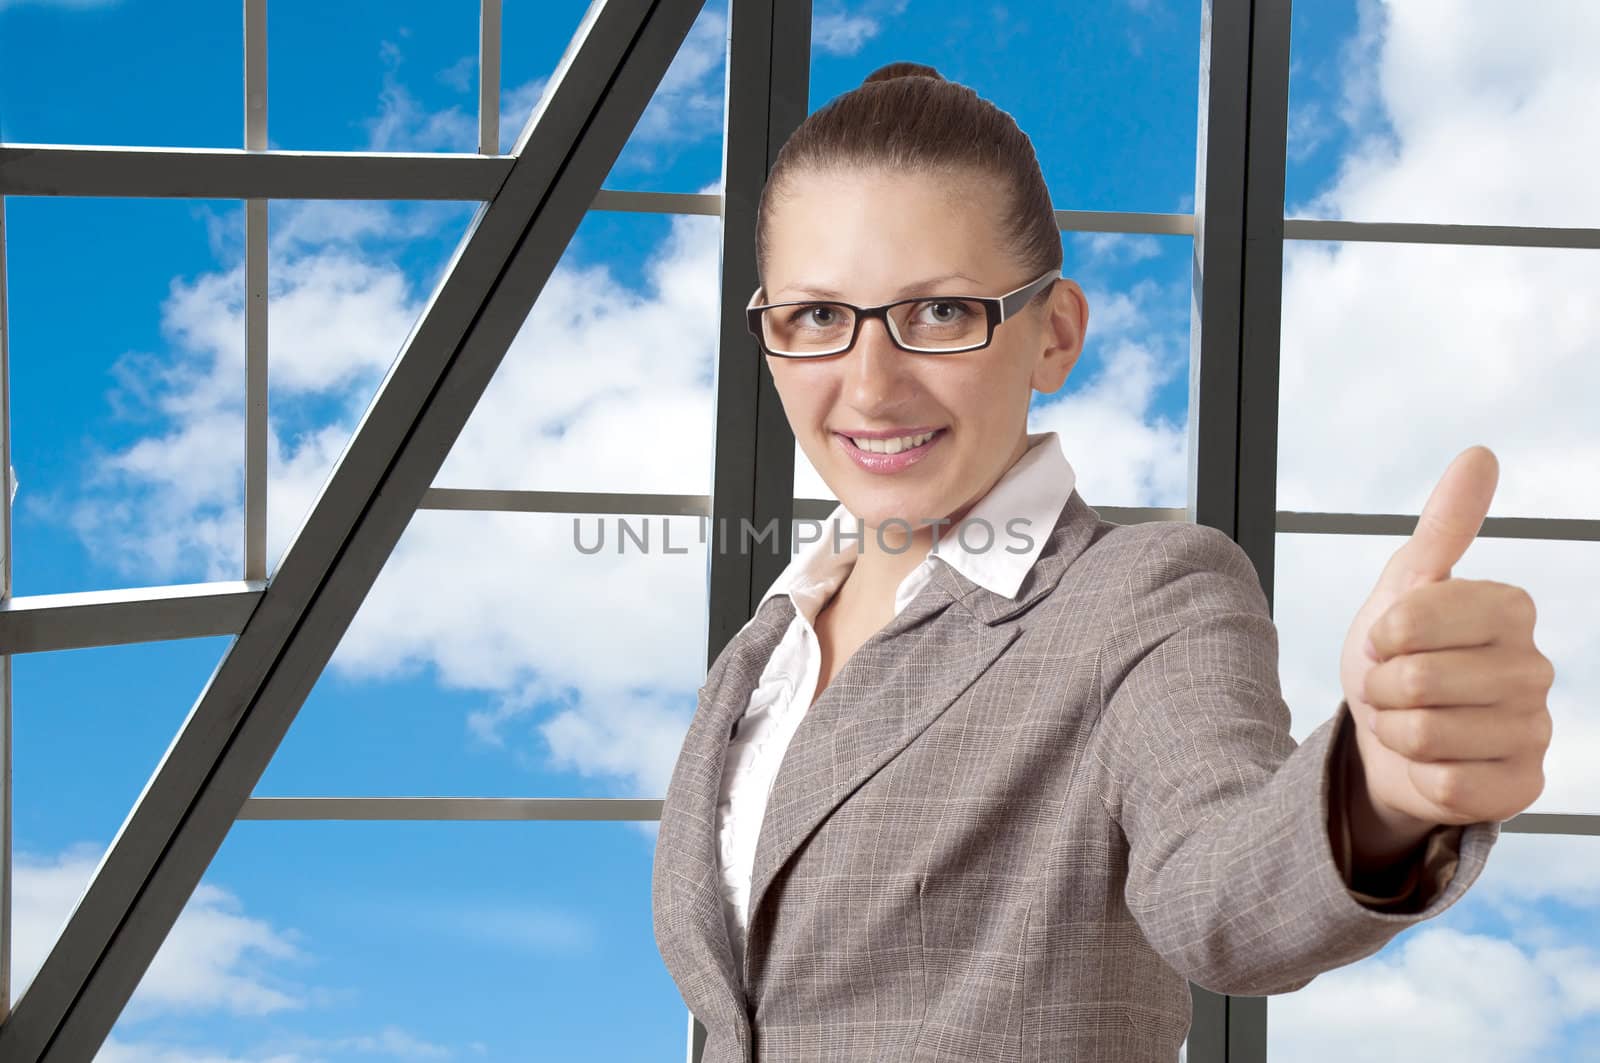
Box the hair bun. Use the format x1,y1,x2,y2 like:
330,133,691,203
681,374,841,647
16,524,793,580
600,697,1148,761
860,61,944,86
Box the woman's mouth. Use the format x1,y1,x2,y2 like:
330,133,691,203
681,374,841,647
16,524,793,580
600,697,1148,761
834,427,946,474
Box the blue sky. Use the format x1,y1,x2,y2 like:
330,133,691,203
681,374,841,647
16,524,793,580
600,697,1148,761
2,1,1598,1061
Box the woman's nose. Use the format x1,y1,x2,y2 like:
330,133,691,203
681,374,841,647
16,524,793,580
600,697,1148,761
844,316,908,399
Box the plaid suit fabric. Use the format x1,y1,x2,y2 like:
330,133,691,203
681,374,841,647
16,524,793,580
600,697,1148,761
651,490,1501,1062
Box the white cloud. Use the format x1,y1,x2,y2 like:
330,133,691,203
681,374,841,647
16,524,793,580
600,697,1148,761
1269,918,1600,1061
12,843,305,1016
16,844,473,1062
1286,99,1333,163
94,1024,464,1063
1294,0,1600,226
273,1026,458,1060
1072,231,1163,267
435,54,476,95
812,1,908,57
813,13,880,56
95,1042,308,1063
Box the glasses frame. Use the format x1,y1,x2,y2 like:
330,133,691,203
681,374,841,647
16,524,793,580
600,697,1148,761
745,269,1060,358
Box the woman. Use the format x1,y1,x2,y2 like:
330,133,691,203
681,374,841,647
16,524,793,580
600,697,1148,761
652,61,1548,1063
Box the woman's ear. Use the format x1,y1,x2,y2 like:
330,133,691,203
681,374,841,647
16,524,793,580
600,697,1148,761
1030,278,1088,395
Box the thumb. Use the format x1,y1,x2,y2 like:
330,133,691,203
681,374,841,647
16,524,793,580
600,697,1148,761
1394,445,1499,583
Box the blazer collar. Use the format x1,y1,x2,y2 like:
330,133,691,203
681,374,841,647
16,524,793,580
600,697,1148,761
655,487,1107,1016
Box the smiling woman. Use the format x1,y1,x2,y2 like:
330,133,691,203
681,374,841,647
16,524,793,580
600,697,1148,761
649,59,1518,1063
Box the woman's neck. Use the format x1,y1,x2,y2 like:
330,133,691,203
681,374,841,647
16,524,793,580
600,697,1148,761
833,429,1035,621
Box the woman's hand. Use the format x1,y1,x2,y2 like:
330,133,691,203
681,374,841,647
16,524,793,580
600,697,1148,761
1337,446,1554,863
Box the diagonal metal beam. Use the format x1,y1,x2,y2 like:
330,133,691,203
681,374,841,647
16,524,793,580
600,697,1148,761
0,1,706,1058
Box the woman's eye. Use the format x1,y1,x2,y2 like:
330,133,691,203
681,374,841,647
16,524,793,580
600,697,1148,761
788,304,838,327
919,301,969,323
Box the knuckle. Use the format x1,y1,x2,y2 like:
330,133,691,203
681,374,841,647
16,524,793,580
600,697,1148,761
1533,711,1554,751
1403,713,1437,759
1399,657,1432,705
1389,607,1425,651
1428,765,1467,810
1508,585,1537,629
1533,654,1556,692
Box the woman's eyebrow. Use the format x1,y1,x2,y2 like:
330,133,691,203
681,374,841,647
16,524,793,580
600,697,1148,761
780,271,984,300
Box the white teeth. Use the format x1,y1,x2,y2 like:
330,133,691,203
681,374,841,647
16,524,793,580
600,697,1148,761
849,430,937,454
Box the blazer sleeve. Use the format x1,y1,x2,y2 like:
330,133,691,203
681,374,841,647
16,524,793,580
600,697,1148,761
1090,522,1501,997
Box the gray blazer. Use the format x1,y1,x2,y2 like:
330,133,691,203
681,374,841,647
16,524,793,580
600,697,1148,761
652,489,1500,1062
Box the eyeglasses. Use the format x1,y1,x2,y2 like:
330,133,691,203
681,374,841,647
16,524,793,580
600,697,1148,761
745,269,1059,358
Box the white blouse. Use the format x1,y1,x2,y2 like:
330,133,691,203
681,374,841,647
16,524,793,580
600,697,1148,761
714,431,1078,976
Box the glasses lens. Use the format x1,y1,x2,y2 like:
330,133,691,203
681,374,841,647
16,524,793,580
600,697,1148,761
760,302,855,356
888,298,989,351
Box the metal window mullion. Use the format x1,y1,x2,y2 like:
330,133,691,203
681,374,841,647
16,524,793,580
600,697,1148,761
0,193,13,1023
1283,217,1600,250
479,0,502,155
1055,208,1195,236
1229,5,1292,1059
695,0,812,1058
0,146,515,200
706,0,810,666
1186,16,1249,1061
226,801,1600,834
1187,0,1291,1061
0,581,265,655
245,0,268,581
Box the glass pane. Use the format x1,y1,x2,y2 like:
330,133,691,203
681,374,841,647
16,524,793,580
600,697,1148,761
809,2,1202,214
270,0,549,155
5,197,243,595
264,198,478,577
594,0,727,195
99,820,684,1059
1029,233,1193,509
439,208,720,497
1287,2,1600,228
501,1,595,155
11,636,235,1002
1276,531,1597,818
1268,831,1600,1060
263,509,707,798
1278,241,1600,521
0,0,238,148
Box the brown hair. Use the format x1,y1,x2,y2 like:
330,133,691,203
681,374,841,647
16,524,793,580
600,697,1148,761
755,61,1061,301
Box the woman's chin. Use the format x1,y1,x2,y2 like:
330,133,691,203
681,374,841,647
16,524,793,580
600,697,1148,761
837,495,948,535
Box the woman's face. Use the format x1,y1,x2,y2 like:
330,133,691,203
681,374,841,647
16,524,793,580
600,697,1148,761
760,166,1089,541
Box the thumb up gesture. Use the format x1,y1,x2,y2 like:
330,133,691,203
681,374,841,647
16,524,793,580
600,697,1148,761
1339,446,1554,845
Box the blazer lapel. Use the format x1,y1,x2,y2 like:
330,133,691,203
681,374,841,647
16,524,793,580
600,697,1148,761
739,577,1019,989
654,591,795,1013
